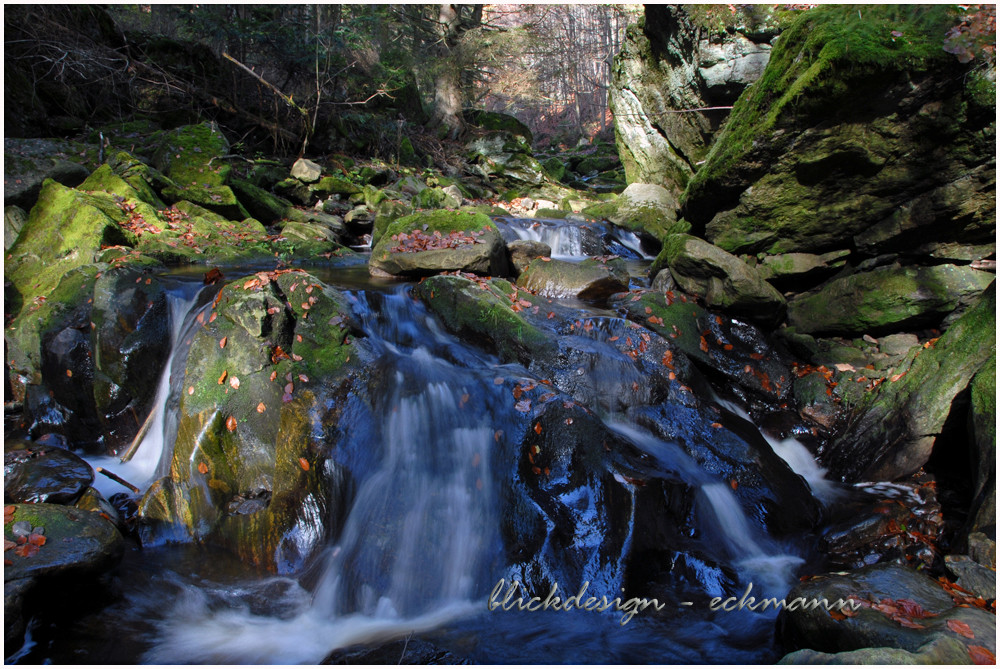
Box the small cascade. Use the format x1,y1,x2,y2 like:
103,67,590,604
494,217,588,257
86,285,206,498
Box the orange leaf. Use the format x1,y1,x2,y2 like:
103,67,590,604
219,336,227,349
299,457,310,471
829,610,847,621
711,422,722,428
534,422,542,434
4,505,15,524
225,415,237,432
198,462,208,474
217,370,227,385
968,646,995,664
229,376,240,389
188,386,195,395
730,479,738,490
947,619,975,639
28,534,46,547
257,402,266,413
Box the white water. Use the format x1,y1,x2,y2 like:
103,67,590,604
86,289,202,498
506,219,586,257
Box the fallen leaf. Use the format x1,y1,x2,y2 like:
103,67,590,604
225,415,237,432
534,422,542,434
28,533,45,547
219,337,227,349
947,619,975,639
968,645,995,664
257,402,266,413
218,370,228,385
299,457,310,471
198,462,208,474
188,386,195,395
230,376,240,389
66,369,73,378
514,399,531,413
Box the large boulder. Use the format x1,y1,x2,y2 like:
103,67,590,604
584,183,682,241
137,271,362,571
822,284,995,481
3,138,96,209
369,211,509,278
516,257,630,301
787,264,994,337
681,6,995,258
609,5,774,199
465,132,545,186
653,234,785,324
4,441,95,504
778,563,996,661
966,356,995,536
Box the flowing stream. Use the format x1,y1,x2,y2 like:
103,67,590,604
17,220,831,664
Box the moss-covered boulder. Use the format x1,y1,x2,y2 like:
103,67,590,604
787,264,994,337
465,109,533,146
229,178,293,224
583,183,687,242
516,257,630,301
778,562,996,661
137,271,361,571
967,356,995,535
466,132,544,186
681,6,995,257
756,250,850,290
369,211,508,278
413,275,554,365
3,137,96,209
311,175,361,199
654,234,785,324
822,284,995,481
4,503,124,582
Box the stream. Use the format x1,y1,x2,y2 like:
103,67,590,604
12,217,838,665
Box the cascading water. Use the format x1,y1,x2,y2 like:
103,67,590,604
85,284,207,498
493,217,653,259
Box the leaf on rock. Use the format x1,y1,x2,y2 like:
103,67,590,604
218,370,228,385
225,415,237,432
947,619,975,639
219,337,227,349
299,458,310,471
198,462,208,474
514,399,531,413
968,646,995,664
229,376,240,390
257,402,266,413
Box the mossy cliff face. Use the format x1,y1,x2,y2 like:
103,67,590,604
137,271,362,571
680,5,995,257
609,5,774,200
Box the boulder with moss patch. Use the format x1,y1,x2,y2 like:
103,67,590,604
369,211,508,278
681,6,995,257
4,138,96,209
966,355,995,536
516,257,629,301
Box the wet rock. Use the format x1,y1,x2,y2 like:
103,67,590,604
507,239,551,275
74,486,122,530
778,635,971,664
516,257,629,301
788,264,993,337
756,250,850,290
967,356,995,536
654,234,785,325
823,286,994,482
944,555,996,601
4,205,27,250
324,637,471,664
4,441,94,504
369,211,509,279
778,562,996,660
3,503,124,581
4,576,36,651
4,137,93,209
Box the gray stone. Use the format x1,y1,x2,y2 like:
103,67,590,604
4,138,92,209
5,205,27,250
516,257,629,300
778,635,972,664
967,532,996,569
442,185,464,206
507,239,551,275
290,158,322,184
878,333,919,357
945,555,996,601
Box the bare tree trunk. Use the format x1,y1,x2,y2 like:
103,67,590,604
426,4,481,139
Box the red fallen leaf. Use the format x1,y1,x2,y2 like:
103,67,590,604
514,399,531,413
609,336,619,342
66,369,73,377
257,402,266,413
890,372,907,382
14,543,39,558
301,302,310,310
730,479,738,490
209,312,217,323
229,376,240,390
494,377,504,385
28,533,46,547
540,257,550,262
699,336,709,353
711,422,722,428
270,371,278,382
218,370,228,385
197,312,205,324
3,559,10,566
534,422,542,434
668,372,676,380
723,344,734,351
198,462,209,474
225,415,237,432
715,316,723,325
296,334,303,343
4,539,17,551
291,353,303,361
188,386,195,395
968,645,995,664
271,346,291,364
547,311,555,319
644,306,652,315
947,619,975,639
299,458,310,471
285,383,294,394
749,353,764,360
204,268,223,284
219,337,227,349
283,393,293,403
494,429,503,442
298,374,309,383
829,609,847,621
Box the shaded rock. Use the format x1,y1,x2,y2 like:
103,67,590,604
823,285,994,482
325,637,471,665
465,132,544,185
516,257,629,301
788,264,993,337
441,184,464,206
3,503,124,581
507,239,551,275
311,175,361,198
609,6,773,200
756,250,850,290
74,486,122,530
584,183,681,241
683,6,995,257
967,356,995,535
290,158,322,184
413,275,553,366
5,576,35,652
778,562,996,659
5,205,27,250
464,109,533,146
3,137,93,209
778,635,971,664
4,441,95,504
369,211,508,279
654,234,785,324
967,532,996,569
273,177,314,206
945,555,996,601
878,333,919,357
230,178,292,224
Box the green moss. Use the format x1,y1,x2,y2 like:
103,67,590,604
686,5,960,203
229,178,292,224
312,175,361,197
382,210,494,240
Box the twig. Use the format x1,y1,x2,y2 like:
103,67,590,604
96,467,140,493
119,405,157,464
398,632,412,664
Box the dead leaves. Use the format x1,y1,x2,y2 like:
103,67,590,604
946,619,976,639
389,228,486,254
225,415,237,432
968,645,995,664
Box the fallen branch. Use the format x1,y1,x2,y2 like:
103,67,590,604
119,405,157,464
96,467,140,494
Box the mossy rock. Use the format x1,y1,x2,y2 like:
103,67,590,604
5,205,27,250
967,355,996,534
787,264,994,337
273,177,314,206
3,137,96,209
138,271,360,570
229,178,292,224
104,151,167,209
464,109,533,146
542,157,567,182
516,257,629,301
5,180,133,307
3,503,124,582
574,154,621,175
369,210,509,278
822,284,995,481
413,275,553,365
311,175,362,199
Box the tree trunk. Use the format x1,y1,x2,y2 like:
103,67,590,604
426,4,481,139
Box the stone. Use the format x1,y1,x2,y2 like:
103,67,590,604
756,250,850,289
5,205,27,250
230,178,292,224
3,137,93,209
290,158,322,183
788,264,994,337
945,555,996,601
369,211,509,279
516,257,629,301
654,234,785,324
778,562,996,659
441,185,464,206
878,333,919,357
778,636,971,664
507,240,551,275
4,441,95,504
967,532,996,569
465,132,544,185
3,503,124,582
822,286,995,482
604,183,680,240
966,356,995,535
